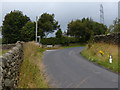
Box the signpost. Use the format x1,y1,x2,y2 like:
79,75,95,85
35,16,41,43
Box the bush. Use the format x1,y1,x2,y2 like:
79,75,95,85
40,37,79,46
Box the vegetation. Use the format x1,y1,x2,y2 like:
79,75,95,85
2,10,30,44
81,43,119,73
0,49,9,56
38,13,60,38
1,9,119,88
55,29,62,38
20,21,35,41
41,37,79,46
67,18,107,42
18,42,49,88
2,11,61,44
2,10,109,45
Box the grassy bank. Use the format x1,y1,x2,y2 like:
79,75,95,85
18,42,49,88
81,43,119,73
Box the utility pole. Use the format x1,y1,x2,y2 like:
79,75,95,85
100,4,104,24
36,16,38,42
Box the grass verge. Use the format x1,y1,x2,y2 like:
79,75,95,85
18,42,49,88
81,43,119,73
0,49,10,56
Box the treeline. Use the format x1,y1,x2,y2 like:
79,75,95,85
2,10,120,45
41,37,79,46
67,18,107,42
2,10,60,44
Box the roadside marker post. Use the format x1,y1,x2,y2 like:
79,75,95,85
109,55,112,63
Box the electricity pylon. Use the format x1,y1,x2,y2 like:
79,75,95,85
100,4,104,24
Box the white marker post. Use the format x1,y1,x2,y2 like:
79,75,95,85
109,55,112,63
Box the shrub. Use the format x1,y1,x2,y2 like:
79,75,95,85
40,37,79,46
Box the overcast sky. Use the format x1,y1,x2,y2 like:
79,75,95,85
0,0,119,37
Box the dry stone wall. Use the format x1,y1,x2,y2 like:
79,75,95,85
94,32,120,45
0,41,24,89
1,44,16,50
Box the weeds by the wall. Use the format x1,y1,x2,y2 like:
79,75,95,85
18,42,49,88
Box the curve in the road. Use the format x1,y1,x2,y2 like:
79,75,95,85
43,47,118,88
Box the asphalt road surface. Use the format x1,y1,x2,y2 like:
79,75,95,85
43,47,118,88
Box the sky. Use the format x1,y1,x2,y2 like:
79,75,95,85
0,0,119,37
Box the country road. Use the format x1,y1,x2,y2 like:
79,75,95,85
43,47,118,88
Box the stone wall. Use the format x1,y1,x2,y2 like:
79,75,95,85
94,32,120,45
1,44,16,50
0,41,24,89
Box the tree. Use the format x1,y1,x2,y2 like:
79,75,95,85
67,18,107,42
67,19,89,41
38,29,45,39
55,29,62,38
20,21,35,41
38,13,60,38
2,10,30,43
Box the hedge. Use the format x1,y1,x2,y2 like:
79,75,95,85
40,37,79,46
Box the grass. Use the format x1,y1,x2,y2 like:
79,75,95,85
0,49,10,56
18,42,49,88
81,43,119,73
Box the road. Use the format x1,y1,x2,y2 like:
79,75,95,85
43,47,118,88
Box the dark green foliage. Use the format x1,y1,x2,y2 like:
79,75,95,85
38,13,60,38
41,38,60,45
67,18,107,42
38,29,45,39
2,10,30,44
20,21,35,41
55,29,62,38
41,37,79,46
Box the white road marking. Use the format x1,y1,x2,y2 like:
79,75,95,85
46,50,57,52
